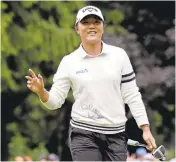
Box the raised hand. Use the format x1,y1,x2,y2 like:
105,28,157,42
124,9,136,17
25,69,44,95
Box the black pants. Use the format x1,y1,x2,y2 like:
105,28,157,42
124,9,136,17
69,126,128,161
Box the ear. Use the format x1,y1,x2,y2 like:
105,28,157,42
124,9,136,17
103,21,107,28
102,22,105,34
75,24,80,35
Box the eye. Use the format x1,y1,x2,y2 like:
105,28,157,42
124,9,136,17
95,20,101,24
81,21,89,24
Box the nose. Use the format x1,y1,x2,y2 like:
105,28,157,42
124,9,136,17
88,22,96,28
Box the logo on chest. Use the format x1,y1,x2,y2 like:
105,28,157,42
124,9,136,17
76,68,88,74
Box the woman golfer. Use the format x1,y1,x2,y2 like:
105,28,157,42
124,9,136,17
26,5,156,161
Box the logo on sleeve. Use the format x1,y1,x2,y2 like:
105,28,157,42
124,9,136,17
76,68,88,74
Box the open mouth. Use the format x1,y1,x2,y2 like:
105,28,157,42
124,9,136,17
87,31,97,35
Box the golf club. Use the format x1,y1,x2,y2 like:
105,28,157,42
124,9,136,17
127,139,166,161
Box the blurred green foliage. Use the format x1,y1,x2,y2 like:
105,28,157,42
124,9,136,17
2,1,84,159
2,1,127,160
7,122,49,160
166,149,175,160
104,10,127,35
153,111,162,127
106,10,124,24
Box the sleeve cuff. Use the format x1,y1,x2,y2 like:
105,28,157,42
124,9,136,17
135,116,150,128
40,93,58,110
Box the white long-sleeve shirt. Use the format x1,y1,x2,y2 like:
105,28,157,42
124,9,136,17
41,42,149,134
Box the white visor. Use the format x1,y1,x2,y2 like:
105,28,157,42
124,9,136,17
75,6,104,25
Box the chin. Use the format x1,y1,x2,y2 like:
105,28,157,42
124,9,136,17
86,38,101,44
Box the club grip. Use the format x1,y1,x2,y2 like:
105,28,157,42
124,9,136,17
127,139,140,146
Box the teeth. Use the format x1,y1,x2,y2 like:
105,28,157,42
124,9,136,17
88,31,96,34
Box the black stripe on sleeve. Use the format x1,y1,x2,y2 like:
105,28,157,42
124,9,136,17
122,71,134,78
121,76,135,83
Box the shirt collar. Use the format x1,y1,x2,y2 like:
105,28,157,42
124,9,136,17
79,41,108,58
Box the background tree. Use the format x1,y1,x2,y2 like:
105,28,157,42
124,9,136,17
2,1,84,160
1,1,175,161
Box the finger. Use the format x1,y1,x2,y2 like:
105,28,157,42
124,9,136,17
29,69,37,78
27,84,32,88
38,74,44,84
27,80,31,84
145,139,153,150
146,145,152,151
150,138,157,150
31,77,37,83
25,76,32,81
146,136,157,147
38,74,43,81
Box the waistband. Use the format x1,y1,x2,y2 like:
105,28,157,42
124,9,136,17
70,119,125,134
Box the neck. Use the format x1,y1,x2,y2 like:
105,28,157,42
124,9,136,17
82,41,102,56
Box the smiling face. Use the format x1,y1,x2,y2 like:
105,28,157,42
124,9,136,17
75,15,104,45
